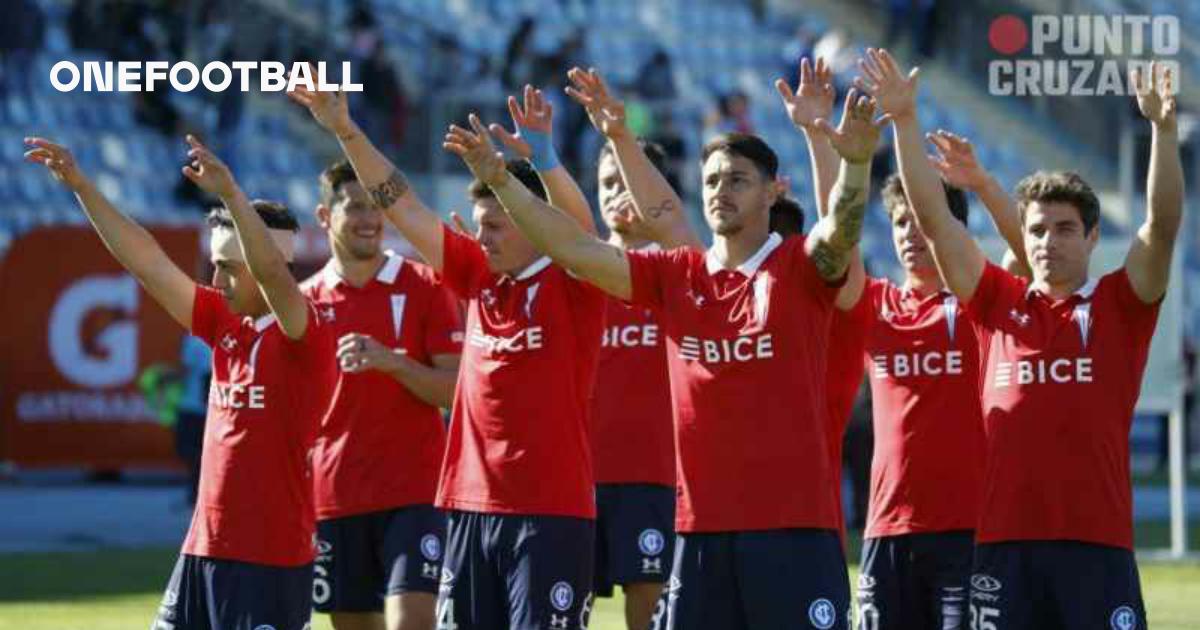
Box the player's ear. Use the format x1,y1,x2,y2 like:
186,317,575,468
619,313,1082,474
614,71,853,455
315,204,332,229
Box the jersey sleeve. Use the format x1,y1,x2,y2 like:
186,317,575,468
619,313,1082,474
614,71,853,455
423,283,466,357
438,223,490,300
794,235,847,307
963,261,1025,329
1111,267,1163,350
627,247,685,310
190,285,236,347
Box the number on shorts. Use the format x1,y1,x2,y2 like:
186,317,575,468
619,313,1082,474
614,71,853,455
436,597,458,630
969,604,999,630
312,564,331,606
856,602,879,630
648,598,667,630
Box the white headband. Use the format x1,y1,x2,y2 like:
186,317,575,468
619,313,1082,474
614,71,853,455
210,225,296,263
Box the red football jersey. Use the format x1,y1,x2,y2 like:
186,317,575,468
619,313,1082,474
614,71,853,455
590,295,675,486
302,253,464,519
965,263,1160,550
844,277,985,538
627,233,843,532
435,225,604,518
825,309,868,536
184,286,337,566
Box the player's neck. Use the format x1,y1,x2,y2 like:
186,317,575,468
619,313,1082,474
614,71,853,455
710,230,770,271
333,252,387,288
1031,275,1089,301
903,269,944,296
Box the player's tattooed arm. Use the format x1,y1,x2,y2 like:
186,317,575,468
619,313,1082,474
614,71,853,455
567,67,700,249
443,117,635,300
287,66,446,272
804,84,882,282
1126,60,1183,304
24,137,196,329
857,48,987,302
927,129,1030,278
182,135,310,340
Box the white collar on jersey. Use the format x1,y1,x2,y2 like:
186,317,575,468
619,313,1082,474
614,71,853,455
321,250,405,288
704,232,782,277
512,255,552,281
1025,276,1099,300
248,313,277,333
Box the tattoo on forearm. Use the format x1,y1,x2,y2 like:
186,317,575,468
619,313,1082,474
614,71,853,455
811,181,866,280
369,170,410,209
645,199,675,220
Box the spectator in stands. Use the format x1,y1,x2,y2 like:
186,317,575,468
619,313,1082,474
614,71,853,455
705,90,755,137
635,48,677,102
501,17,539,91
0,0,44,94
780,24,818,88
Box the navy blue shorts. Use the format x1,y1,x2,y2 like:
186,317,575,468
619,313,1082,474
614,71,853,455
593,483,675,597
313,504,446,613
970,540,1146,630
150,553,312,630
436,510,594,630
856,530,974,630
654,528,850,630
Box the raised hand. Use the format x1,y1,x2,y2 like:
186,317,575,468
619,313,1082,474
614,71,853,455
927,130,989,191
812,89,886,164
565,67,630,140
1132,61,1177,132
488,84,555,161
24,137,89,191
181,135,240,199
775,56,836,133
442,113,508,188
854,48,919,123
287,63,353,136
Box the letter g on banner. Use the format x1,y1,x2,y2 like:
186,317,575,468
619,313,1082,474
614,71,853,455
48,274,139,387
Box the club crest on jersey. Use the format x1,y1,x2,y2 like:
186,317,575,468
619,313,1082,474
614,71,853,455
480,288,497,307
807,598,836,629
550,581,574,612
320,306,336,322
638,529,666,556
1008,308,1031,327
1110,606,1137,630
420,534,442,561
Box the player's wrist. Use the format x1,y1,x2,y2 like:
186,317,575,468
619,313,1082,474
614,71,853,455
486,169,512,191
521,127,560,171
333,119,361,143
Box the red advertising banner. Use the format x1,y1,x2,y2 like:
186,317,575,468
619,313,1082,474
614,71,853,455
0,226,202,469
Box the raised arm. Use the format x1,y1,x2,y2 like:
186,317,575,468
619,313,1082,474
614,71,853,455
182,136,308,340
1126,61,1184,303
858,48,986,302
24,138,195,328
566,67,700,249
804,88,884,282
487,85,596,234
927,129,1030,277
779,56,867,307
443,119,632,300
288,76,445,271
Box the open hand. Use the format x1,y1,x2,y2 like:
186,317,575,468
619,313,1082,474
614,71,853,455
182,135,240,199
488,84,554,159
926,130,989,191
565,67,630,140
287,63,354,136
775,57,835,133
443,114,508,188
854,48,919,123
1132,61,1177,132
812,89,886,164
24,137,89,191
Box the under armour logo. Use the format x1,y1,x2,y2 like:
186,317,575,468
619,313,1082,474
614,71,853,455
480,288,497,307
220,334,237,351
642,557,662,574
422,563,439,580
320,307,336,322
689,291,706,308
549,614,569,629
1009,308,1031,327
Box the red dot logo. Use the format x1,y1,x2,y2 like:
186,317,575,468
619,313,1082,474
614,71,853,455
989,15,1028,55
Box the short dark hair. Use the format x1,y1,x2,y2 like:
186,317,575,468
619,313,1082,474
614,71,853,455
768,196,805,237
1014,170,1099,233
701,133,778,180
881,174,968,227
468,159,547,202
205,199,300,232
319,160,358,208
